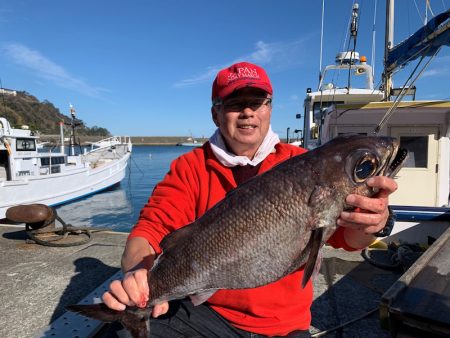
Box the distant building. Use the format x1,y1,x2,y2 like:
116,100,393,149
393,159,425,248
0,88,17,96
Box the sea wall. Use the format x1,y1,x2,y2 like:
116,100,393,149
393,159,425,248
41,135,290,145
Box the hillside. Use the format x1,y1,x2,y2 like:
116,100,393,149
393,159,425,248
0,90,110,136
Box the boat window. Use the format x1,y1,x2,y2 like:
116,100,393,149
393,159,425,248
16,138,36,151
313,101,345,117
40,157,66,166
321,68,370,90
399,136,428,168
50,165,61,174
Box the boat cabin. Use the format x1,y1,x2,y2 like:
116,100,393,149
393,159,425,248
0,117,69,181
303,100,450,208
302,52,384,149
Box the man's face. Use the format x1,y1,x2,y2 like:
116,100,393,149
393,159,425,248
212,88,272,159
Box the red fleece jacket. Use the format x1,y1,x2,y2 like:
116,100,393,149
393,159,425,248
129,142,353,336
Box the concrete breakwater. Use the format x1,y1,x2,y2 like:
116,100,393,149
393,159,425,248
41,135,209,146
130,136,208,145
41,135,291,145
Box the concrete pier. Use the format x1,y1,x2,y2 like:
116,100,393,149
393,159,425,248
0,223,401,338
0,224,127,338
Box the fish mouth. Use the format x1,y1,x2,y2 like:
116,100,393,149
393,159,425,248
383,145,408,178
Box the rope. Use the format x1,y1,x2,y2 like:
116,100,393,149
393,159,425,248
311,307,379,337
25,208,109,247
361,241,426,271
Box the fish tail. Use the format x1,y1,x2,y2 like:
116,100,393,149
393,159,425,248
301,227,324,288
67,303,151,338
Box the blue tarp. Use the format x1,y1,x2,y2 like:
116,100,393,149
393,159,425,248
385,9,450,74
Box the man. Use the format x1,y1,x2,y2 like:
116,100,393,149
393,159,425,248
103,62,397,337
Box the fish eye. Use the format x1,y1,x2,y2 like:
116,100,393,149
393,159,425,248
354,154,378,182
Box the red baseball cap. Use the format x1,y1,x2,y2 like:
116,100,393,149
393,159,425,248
211,62,273,101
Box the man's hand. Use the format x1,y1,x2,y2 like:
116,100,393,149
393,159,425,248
102,268,169,317
338,176,398,248
102,236,170,318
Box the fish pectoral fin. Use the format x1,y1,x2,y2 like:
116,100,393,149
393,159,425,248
308,185,336,206
301,228,324,288
189,290,216,306
67,303,150,338
121,311,151,338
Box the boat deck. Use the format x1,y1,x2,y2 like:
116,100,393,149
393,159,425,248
0,223,403,338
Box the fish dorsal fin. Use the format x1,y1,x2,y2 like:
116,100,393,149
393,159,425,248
301,228,324,288
159,224,194,252
189,290,216,306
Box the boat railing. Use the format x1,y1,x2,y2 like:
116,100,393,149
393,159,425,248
89,136,132,151
0,117,12,136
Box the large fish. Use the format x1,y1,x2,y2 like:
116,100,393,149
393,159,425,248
67,135,407,337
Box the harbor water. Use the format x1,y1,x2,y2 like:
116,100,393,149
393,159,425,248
55,145,192,232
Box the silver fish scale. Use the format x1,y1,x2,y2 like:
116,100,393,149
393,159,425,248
149,158,331,304
148,135,401,306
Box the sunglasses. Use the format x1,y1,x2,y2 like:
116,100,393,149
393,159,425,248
214,97,272,112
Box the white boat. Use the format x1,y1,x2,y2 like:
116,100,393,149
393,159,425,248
300,1,450,234
176,137,203,147
299,2,450,335
0,116,132,219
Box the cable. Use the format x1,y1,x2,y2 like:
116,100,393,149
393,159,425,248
375,45,441,134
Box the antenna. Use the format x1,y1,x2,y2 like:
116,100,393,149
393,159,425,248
69,103,76,119
350,3,359,38
346,3,360,91
66,103,82,156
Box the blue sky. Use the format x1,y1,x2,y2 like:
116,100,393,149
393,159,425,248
1,0,449,137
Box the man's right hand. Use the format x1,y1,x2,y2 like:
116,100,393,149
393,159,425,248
102,236,169,317
102,268,169,317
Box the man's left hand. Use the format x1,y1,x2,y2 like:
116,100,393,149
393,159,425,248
338,176,398,235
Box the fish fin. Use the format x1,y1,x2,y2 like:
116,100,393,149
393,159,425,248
121,311,151,338
66,303,124,322
67,303,150,338
189,290,216,306
308,185,335,206
301,228,324,288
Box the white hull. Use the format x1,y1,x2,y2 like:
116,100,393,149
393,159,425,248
382,219,449,245
0,151,130,218
1,117,132,219
178,143,202,147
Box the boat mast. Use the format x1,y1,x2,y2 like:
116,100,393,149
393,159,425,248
59,121,64,154
384,0,395,100
318,0,325,85
371,0,378,80
67,104,81,156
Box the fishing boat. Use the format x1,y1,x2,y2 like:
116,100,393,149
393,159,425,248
0,109,132,219
176,136,203,147
299,1,450,336
301,1,450,224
